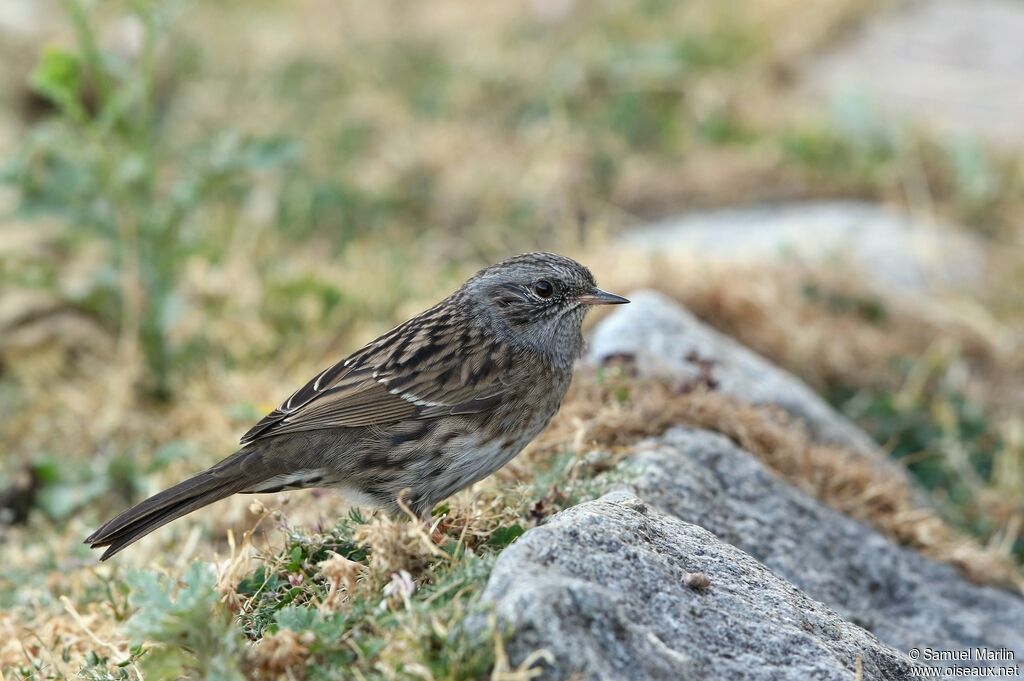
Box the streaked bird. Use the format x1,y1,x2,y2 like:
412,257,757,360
86,252,628,559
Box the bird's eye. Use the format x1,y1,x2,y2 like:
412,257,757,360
534,279,555,298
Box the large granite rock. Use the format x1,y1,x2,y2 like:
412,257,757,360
481,490,914,681
481,434,1024,679
586,289,878,454
629,428,1024,660
617,201,984,295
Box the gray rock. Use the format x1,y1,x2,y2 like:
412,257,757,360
629,428,1024,663
586,289,879,454
804,0,1024,147
481,489,915,681
481,432,1024,678
618,201,984,294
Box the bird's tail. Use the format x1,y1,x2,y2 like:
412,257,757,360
85,448,265,561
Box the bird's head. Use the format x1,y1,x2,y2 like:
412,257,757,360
461,252,628,367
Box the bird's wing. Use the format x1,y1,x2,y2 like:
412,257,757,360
240,308,513,445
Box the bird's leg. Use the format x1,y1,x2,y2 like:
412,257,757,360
395,491,448,548
425,512,448,546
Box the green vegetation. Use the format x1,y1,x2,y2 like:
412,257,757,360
5,1,296,399
834,349,1024,562
2,0,1023,678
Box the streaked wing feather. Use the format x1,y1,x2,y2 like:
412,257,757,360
420,391,505,417
240,307,511,445
239,360,371,444
280,381,416,429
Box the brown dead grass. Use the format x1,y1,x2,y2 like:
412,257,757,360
245,629,314,681
529,370,1023,590
673,269,1006,394
588,250,1006,395
0,594,138,679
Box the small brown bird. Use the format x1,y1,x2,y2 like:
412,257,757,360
86,252,627,559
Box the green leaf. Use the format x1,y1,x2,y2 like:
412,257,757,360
487,524,525,548
275,606,318,632
30,47,83,112
287,545,305,572
31,459,63,485
236,566,272,596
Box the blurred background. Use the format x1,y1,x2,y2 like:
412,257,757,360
1,0,1023,677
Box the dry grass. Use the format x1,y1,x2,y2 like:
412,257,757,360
587,250,1008,393
539,371,1021,588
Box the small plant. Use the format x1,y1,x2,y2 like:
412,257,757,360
125,562,246,680
235,511,371,640
4,0,296,399
216,416,633,678
230,508,519,679
78,646,146,681
834,349,1024,561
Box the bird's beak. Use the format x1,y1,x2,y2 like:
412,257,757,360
577,288,630,306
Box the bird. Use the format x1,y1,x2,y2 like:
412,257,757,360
85,252,628,560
